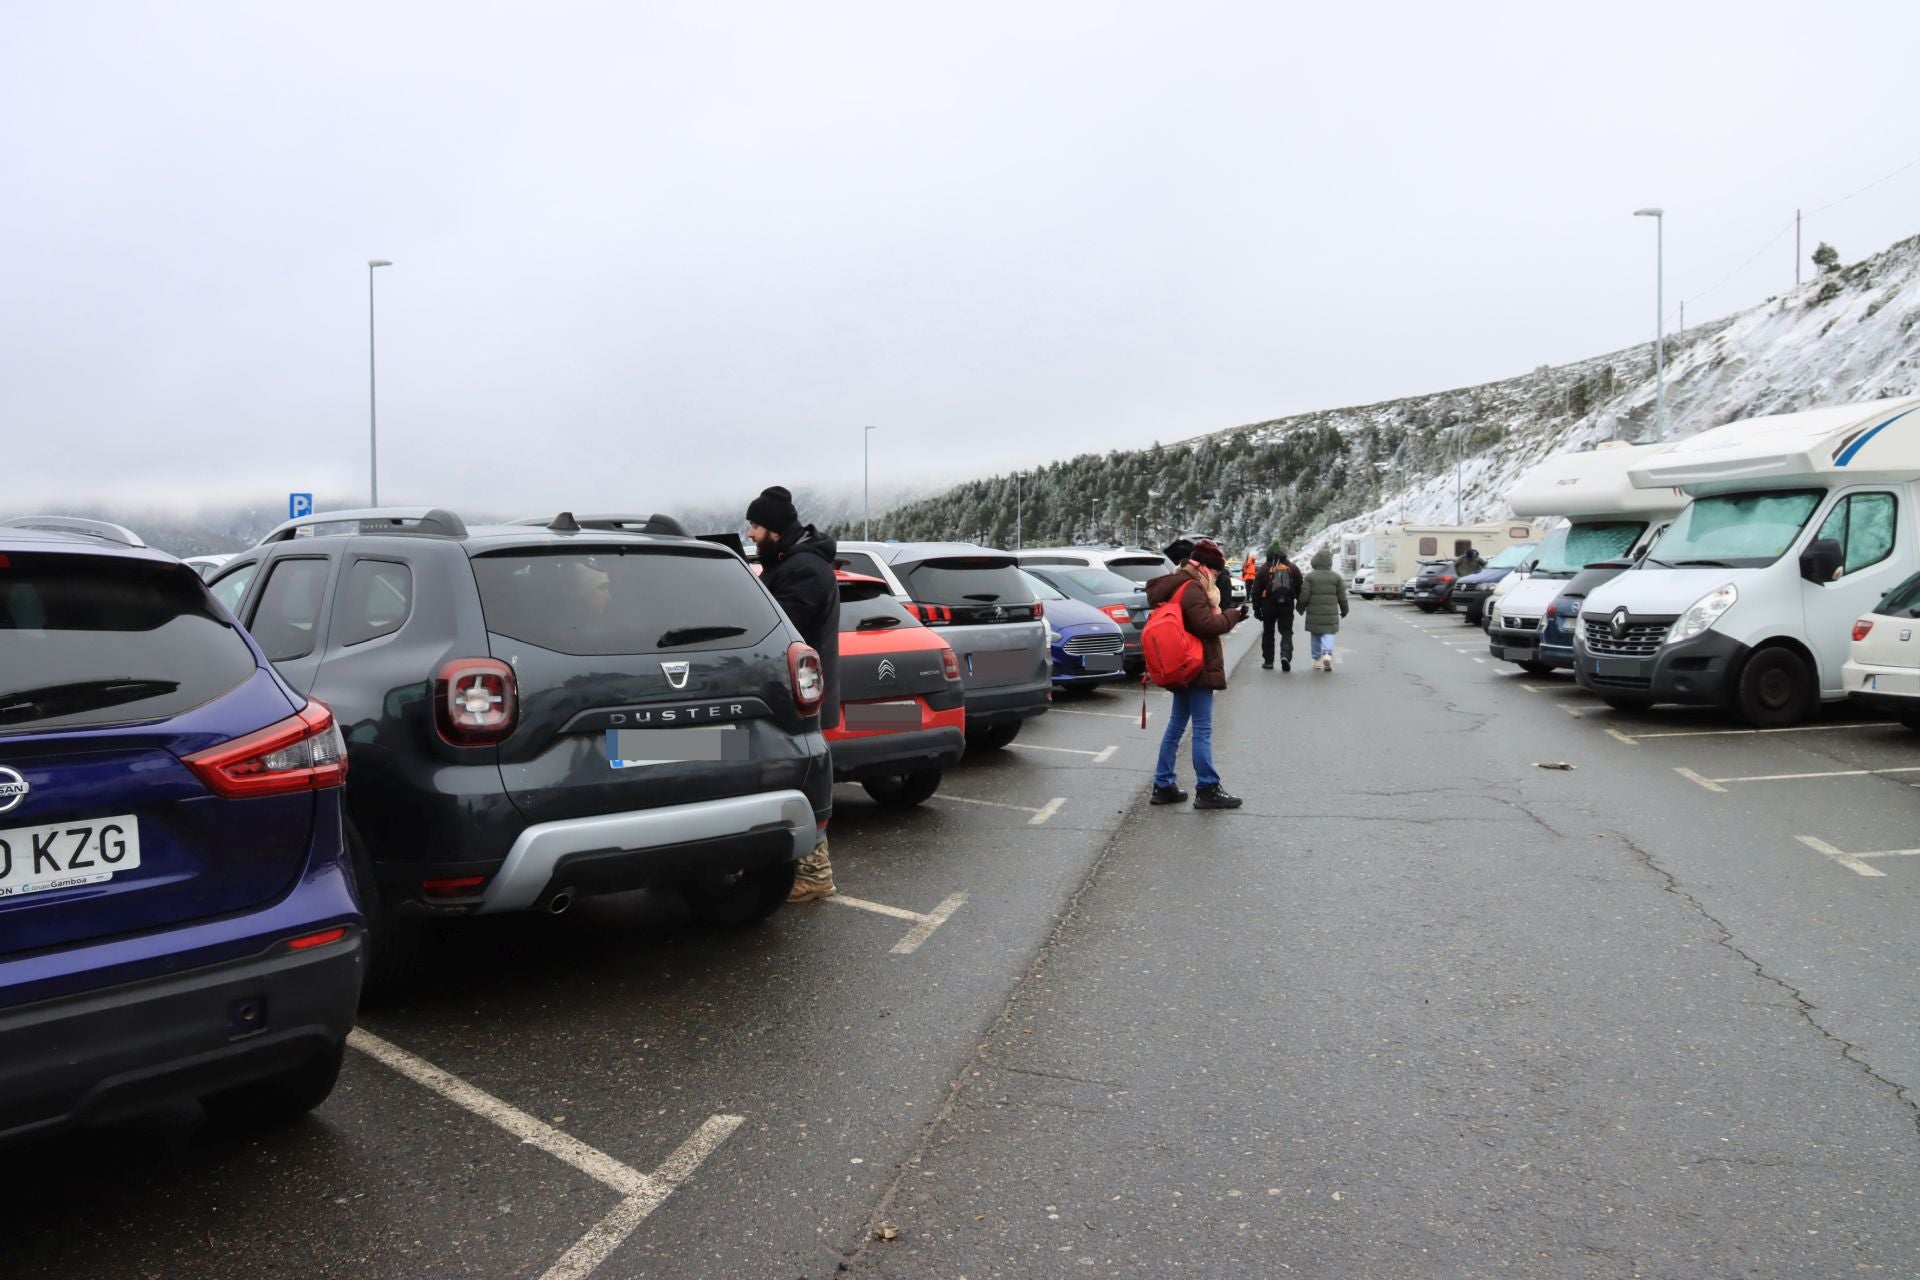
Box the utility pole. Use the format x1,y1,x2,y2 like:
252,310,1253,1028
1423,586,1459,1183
863,425,876,540
1633,207,1667,439
1455,426,1463,525
1796,209,1802,286
367,259,392,505
1014,472,1022,550
1679,300,1685,334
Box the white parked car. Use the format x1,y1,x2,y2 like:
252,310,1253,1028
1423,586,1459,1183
1843,569,1920,729
182,553,234,582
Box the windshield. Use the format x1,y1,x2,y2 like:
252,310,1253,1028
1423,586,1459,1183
1527,522,1649,579
1486,543,1537,570
1647,490,1824,569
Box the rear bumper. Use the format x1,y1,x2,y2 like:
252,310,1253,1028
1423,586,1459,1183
963,683,1052,729
478,789,818,913
1842,661,1920,715
830,726,966,781
1573,629,1745,705
0,934,362,1147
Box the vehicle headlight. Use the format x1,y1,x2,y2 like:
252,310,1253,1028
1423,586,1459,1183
1667,583,1737,644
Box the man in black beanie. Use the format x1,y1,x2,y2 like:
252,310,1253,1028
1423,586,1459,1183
747,485,841,900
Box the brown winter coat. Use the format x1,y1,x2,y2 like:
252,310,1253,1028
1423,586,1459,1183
1145,563,1246,690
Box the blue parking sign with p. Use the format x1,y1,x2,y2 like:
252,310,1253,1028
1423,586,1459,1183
289,493,314,520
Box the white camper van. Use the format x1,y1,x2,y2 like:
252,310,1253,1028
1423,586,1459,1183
1487,442,1685,674
1575,395,1920,725
1366,521,1538,599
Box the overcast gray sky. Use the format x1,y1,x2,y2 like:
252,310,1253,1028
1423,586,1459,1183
5,0,1917,516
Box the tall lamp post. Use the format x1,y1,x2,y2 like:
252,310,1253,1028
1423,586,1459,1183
367,259,393,505
863,425,877,540
1632,208,1666,439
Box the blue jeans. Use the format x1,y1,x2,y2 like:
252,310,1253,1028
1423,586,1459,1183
1311,631,1336,660
1154,686,1219,790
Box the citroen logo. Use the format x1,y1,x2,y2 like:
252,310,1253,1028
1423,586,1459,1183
0,767,26,814
877,658,897,681
661,660,691,690
1610,608,1630,639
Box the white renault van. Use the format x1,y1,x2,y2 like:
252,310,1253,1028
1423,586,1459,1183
1574,395,1920,725
1486,442,1684,675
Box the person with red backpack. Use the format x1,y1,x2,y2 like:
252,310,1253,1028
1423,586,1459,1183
1142,539,1247,809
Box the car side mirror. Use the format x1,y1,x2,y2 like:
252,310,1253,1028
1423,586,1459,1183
1800,537,1844,584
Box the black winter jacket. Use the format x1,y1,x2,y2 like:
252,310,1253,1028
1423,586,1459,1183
1250,557,1304,619
761,524,841,727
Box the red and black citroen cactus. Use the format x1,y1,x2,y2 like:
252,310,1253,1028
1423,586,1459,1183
828,572,967,806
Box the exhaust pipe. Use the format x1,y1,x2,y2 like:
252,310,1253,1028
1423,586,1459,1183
547,889,575,915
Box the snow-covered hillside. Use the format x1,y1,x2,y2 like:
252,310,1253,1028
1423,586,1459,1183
1302,232,1920,556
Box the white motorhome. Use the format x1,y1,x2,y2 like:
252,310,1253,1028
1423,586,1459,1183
1365,521,1538,599
1576,395,1920,724
1487,442,1685,674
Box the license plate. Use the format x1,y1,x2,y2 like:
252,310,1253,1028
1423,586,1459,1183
606,727,742,767
1496,646,1534,661
1080,653,1122,673
844,700,922,730
0,814,141,900
1594,657,1642,677
970,650,1030,681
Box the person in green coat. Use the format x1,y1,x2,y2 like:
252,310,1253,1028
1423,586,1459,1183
1295,546,1350,672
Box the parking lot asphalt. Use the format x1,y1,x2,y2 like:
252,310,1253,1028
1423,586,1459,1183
8,602,1920,1278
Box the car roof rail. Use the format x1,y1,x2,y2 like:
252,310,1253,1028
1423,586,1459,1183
257,507,468,544
0,515,147,548
504,512,691,537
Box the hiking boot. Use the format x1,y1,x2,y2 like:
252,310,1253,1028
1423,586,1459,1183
1281,660,1291,672
1261,661,1274,670
1193,785,1243,810
787,842,836,901
788,877,836,902
1150,784,1189,806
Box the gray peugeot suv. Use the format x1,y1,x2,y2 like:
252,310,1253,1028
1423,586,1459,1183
831,541,1050,750
208,508,832,989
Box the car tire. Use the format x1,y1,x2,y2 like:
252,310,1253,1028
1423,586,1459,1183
863,770,943,807
1518,659,1554,676
348,824,426,1002
1601,693,1655,711
1416,601,1438,614
968,723,1021,751
1733,646,1817,728
680,861,798,927
202,1043,345,1129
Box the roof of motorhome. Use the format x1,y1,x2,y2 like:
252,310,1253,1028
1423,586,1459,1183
1507,441,1688,519
1630,395,1920,495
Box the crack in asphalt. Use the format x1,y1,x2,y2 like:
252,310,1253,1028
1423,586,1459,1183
1607,828,1920,1142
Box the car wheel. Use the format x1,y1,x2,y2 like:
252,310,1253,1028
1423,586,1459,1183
1518,659,1554,676
1601,693,1655,711
348,825,427,1002
968,723,1021,751
680,861,798,927
202,1043,345,1129
1734,646,1817,728
1416,601,1438,614
863,769,943,807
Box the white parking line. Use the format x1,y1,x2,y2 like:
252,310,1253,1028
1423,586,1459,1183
1007,742,1106,758
347,1029,744,1280
1676,763,1920,790
1029,797,1067,826
1793,835,1907,878
933,793,1067,824
1092,745,1118,764
1610,720,1896,745
1049,707,1148,721
830,891,969,954
1556,703,1585,719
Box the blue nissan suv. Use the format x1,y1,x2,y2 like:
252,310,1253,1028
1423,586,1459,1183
0,517,362,1146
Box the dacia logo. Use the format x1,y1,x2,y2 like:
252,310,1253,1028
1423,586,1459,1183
661,660,691,690
0,767,26,814
877,658,897,681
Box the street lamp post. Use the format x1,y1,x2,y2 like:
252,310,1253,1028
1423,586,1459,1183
863,425,877,540
367,259,393,505
1015,471,1022,550
1632,208,1666,439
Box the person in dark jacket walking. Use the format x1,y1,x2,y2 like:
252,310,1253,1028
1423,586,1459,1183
1145,539,1246,810
748,485,841,900
1250,542,1304,671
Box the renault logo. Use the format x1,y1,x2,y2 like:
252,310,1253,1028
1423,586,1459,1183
661,660,691,690
1610,608,1630,639
0,767,26,814
877,658,897,681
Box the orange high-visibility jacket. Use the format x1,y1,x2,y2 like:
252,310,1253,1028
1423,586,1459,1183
1241,554,1258,582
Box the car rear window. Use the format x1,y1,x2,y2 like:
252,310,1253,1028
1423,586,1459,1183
839,580,921,632
903,558,1033,607
1877,572,1920,618
1055,567,1139,594
471,545,780,656
1104,557,1165,584
0,553,258,732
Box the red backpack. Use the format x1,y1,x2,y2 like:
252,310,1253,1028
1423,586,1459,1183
1142,581,1206,689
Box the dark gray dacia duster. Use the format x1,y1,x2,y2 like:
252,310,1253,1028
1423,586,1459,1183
208,508,832,988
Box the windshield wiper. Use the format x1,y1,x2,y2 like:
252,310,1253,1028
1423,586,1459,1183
0,677,180,726
1673,558,1733,568
962,593,1002,602
655,625,748,648
857,617,902,630
1641,557,1672,568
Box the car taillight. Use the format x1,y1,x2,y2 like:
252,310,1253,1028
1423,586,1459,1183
185,700,349,798
907,603,954,625
286,927,348,951
1100,603,1131,625
1854,619,1874,642
1033,601,1045,619
435,658,518,745
941,648,961,681
422,875,489,899
1544,599,1557,619
789,642,824,714
1441,575,1455,583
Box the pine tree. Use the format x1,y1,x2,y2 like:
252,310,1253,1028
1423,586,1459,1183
1812,241,1840,274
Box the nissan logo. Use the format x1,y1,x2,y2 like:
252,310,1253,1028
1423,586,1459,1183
0,766,27,814
1610,608,1630,639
